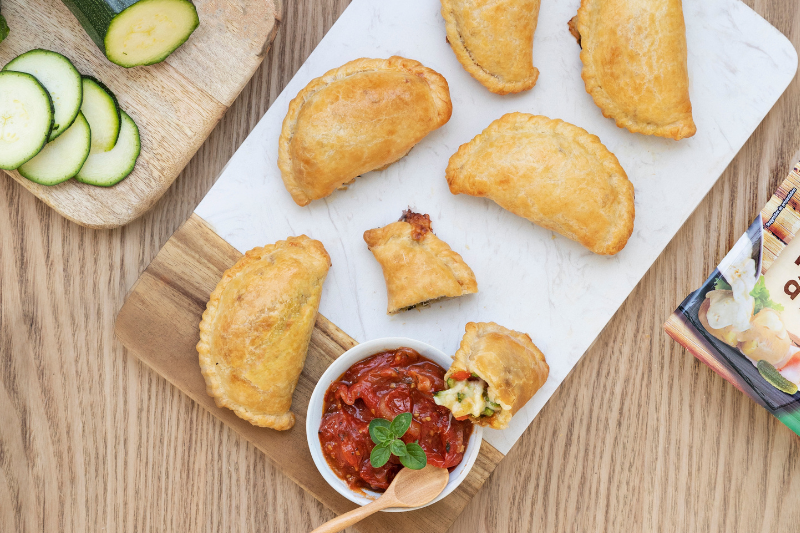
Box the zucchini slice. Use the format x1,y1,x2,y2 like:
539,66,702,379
81,76,120,152
76,110,140,187
0,71,53,170
4,49,83,140
0,1,9,44
18,112,91,185
60,0,199,68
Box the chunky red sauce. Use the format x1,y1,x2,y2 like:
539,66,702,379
319,347,472,492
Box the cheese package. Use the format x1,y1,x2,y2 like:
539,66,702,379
665,161,800,435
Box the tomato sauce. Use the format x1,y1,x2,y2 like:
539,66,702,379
318,347,473,492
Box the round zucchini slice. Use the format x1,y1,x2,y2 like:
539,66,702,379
76,110,140,187
19,112,91,185
4,49,83,141
81,76,120,153
0,71,53,170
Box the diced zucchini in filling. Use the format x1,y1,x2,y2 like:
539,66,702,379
435,378,500,419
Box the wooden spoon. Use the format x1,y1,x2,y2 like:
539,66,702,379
310,465,449,533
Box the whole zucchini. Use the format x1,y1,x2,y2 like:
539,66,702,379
60,0,199,67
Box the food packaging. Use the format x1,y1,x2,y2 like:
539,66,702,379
665,161,800,435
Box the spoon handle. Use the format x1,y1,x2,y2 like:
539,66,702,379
310,498,395,533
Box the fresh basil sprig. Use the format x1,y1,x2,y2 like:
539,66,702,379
368,413,427,470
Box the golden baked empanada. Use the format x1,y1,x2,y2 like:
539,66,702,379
446,113,635,255
441,0,540,94
278,57,452,206
364,211,477,314
573,0,696,140
434,322,549,429
197,236,331,430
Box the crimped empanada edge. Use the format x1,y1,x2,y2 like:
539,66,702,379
445,113,635,255
575,1,696,141
196,236,330,430
277,56,453,205
440,0,539,95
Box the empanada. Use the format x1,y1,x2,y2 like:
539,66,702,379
573,0,696,140
364,211,478,314
197,236,331,430
434,322,549,429
278,57,452,206
446,113,635,255
440,0,540,94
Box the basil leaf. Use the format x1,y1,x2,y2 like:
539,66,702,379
390,439,408,457
399,442,427,470
370,442,391,468
369,418,392,445
390,412,412,438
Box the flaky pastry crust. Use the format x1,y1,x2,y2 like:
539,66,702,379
446,113,635,255
446,322,549,429
364,211,477,314
575,0,696,140
440,0,540,95
278,57,452,206
197,236,331,430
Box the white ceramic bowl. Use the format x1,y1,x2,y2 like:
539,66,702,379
306,337,483,512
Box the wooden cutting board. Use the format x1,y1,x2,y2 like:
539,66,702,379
115,214,505,533
0,0,281,229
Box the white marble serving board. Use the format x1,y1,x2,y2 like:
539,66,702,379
196,0,797,454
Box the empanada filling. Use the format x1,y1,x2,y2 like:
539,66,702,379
398,299,439,313
434,372,502,420
400,209,432,240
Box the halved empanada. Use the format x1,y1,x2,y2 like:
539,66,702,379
434,322,549,430
446,113,634,255
278,57,452,206
197,236,331,430
364,211,478,314
441,0,540,94
573,0,696,140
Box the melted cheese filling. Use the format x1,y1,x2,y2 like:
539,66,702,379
434,379,498,418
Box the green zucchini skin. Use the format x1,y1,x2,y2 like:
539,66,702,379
0,0,10,43
60,0,132,53
61,0,117,53
60,0,199,67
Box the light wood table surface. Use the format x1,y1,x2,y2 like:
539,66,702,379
2,1,799,531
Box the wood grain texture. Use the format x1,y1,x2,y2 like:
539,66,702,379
2,0,800,532
0,0,280,229
114,213,505,533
